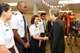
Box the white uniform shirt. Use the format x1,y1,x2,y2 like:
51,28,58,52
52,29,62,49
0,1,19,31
29,24,41,36
0,19,14,49
10,11,27,38
38,19,46,33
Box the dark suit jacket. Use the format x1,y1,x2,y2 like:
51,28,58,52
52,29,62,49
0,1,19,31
46,20,53,33
50,18,65,53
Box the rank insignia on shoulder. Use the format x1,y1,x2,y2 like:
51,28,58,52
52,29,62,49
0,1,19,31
6,29,9,31
13,13,17,15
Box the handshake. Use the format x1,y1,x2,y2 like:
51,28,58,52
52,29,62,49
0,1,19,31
43,36,48,40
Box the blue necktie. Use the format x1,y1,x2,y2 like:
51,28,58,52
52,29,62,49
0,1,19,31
23,16,27,35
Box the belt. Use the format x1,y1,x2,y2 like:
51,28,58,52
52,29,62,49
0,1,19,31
9,46,15,53
40,33,45,37
30,38,39,43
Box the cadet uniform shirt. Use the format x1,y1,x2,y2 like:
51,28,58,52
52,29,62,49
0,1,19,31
29,24,41,36
0,19,14,49
38,19,46,33
10,11,27,38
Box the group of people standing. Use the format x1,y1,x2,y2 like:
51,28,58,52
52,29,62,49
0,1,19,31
0,1,48,53
0,1,66,53
0,1,30,53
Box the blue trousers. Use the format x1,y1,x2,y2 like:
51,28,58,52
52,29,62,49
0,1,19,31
40,33,46,53
29,38,40,53
15,37,28,53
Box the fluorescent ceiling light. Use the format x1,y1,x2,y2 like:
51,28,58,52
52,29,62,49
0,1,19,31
38,11,46,13
7,3,17,6
32,11,46,13
59,0,80,4
59,10,72,13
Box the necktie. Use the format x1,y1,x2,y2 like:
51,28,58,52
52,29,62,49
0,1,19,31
51,22,54,26
23,16,27,35
43,20,46,33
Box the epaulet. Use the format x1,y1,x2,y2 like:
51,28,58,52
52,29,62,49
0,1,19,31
13,12,17,15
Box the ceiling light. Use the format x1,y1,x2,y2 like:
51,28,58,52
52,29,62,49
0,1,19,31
38,11,46,13
59,10,72,13
59,0,80,4
7,3,17,6
32,11,46,13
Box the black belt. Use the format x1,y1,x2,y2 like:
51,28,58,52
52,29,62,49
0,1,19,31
40,33,45,37
41,33,45,34
9,46,15,53
30,38,39,44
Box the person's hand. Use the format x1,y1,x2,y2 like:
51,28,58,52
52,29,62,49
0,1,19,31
43,36,48,40
24,42,30,48
39,40,42,48
25,42,30,48
73,26,75,29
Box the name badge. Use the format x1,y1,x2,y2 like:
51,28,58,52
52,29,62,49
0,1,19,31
20,20,23,22
6,29,9,31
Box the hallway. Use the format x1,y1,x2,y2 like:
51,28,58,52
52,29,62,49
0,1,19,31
46,36,80,53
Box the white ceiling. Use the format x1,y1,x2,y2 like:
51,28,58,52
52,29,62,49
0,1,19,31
0,0,80,13
0,0,58,13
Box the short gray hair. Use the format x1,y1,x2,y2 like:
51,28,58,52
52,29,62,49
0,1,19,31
50,8,59,17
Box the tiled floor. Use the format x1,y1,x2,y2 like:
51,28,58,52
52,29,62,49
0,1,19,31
46,36,80,53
